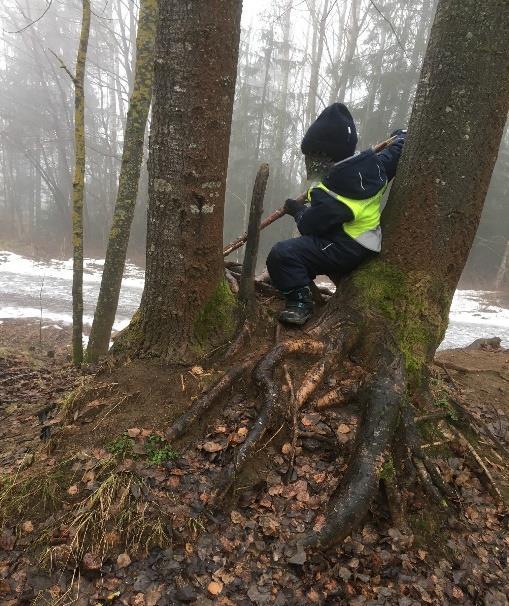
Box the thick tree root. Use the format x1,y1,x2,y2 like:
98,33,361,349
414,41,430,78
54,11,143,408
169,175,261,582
295,360,328,409
413,458,446,505
224,268,239,294
402,403,458,506
165,308,505,551
383,475,407,529
283,363,298,481
213,337,325,499
314,387,347,410
448,395,509,460
166,359,254,442
302,349,405,549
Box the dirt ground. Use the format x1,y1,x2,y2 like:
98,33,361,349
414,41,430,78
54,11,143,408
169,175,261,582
0,318,508,605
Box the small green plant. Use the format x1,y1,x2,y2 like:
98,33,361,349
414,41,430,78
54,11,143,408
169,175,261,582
107,435,134,458
434,397,458,421
380,457,396,481
144,434,179,465
107,433,179,464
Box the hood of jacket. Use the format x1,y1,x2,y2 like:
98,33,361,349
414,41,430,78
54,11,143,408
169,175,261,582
321,149,388,200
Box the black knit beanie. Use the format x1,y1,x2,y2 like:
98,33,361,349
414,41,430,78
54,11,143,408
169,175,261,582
301,102,358,162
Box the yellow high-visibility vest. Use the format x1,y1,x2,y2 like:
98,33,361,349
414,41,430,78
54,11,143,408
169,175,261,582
307,181,389,252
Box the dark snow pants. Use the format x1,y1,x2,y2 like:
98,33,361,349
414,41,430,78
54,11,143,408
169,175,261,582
266,235,374,292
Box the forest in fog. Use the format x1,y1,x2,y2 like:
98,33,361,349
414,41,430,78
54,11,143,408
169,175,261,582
0,0,507,287
0,1,509,603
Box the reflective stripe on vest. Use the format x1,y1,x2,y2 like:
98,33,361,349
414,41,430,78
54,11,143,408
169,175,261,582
307,181,389,252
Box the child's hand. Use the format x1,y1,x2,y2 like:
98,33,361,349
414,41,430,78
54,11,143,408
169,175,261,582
284,198,306,217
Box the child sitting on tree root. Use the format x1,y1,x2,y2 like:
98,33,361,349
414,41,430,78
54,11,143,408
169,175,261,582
267,102,406,325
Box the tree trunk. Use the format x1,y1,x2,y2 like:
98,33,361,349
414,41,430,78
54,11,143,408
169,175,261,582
305,0,509,548
86,0,157,362
272,2,292,188
120,0,242,362
71,0,91,366
333,0,360,103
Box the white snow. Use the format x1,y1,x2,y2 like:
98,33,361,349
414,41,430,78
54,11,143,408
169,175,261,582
1,250,509,350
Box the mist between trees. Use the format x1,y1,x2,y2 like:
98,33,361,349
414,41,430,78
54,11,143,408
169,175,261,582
0,0,507,288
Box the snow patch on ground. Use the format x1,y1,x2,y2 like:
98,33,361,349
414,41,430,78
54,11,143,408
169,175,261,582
1,251,509,350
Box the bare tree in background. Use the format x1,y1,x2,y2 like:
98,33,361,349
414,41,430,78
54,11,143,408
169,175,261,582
67,0,91,366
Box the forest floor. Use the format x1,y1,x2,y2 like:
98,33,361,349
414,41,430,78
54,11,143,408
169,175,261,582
0,317,508,605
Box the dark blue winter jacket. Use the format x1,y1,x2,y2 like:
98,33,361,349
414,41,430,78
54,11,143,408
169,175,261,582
293,132,406,245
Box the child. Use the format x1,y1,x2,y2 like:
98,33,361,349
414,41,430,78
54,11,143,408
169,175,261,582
267,102,406,325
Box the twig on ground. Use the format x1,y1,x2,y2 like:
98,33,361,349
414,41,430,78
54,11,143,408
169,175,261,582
450,426,504,502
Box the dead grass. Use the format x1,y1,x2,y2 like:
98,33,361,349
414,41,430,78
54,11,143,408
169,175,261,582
39,461,171,570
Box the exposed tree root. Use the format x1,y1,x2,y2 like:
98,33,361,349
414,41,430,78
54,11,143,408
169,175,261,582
224,268,239,294
435,359,497,374
295,360,328,409
283,363,298,482
383,474,407,529
166,358,255,442
413,457,446,505
161,306,507,552
314,386,346,410
448,394,509,460
414,411,450,423
297,430,337,447
213,337,325,499
302,348,405,549
401,403,458,506
450,426,505,502
225,320,251,359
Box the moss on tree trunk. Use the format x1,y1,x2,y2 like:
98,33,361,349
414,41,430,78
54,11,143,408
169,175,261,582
86,0,157,362
119,0,242,363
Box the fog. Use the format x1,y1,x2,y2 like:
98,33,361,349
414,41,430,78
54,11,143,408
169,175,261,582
0,0,507,289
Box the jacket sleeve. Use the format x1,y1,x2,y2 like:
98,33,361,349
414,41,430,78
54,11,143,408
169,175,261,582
295,190,354,236
377,130,406,181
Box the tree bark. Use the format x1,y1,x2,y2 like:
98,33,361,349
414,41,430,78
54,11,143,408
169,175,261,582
71,0,91,366
86,0,157,361
120,0,242,362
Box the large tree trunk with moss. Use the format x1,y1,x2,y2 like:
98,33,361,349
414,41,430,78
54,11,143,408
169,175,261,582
302,0,509,547
166,0,509,549
119,0,242,362
71,0,91,366
86,0,157,362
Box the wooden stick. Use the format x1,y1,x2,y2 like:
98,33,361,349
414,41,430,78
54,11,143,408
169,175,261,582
239,164,270,314
450,426,504,502
222,135,399,257
223,207,286,257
